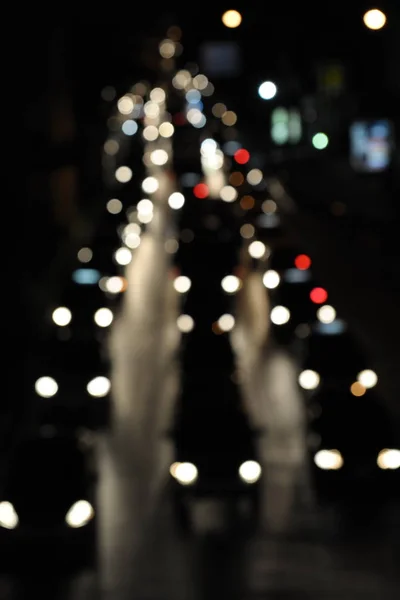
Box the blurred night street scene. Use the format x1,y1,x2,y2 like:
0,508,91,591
5,2,400,598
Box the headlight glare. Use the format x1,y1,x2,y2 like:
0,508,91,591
65,500,94,528
172,462,198,485
314,449,343,470
238,460,262,483
0,501,19,529
377,449,400,470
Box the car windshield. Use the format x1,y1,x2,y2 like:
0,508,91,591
174,411,255,454
306,332,367,376
6,438,86,494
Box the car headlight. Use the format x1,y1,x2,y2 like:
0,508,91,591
0,501,19,529
65,500,94,528
314,449,343,470
170,462,198,485
238,460,262,484
377,449,400,470
86,376,111,398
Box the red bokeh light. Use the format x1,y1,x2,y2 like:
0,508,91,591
310,287,328,304
193,183,209,199
173,112,186,125
295,254,312,270
234,149,250,164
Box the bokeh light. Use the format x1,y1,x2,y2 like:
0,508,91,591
221,10,242,28
258,81,277,100
312,133,329,150
295,254,311,270
52,307,72,327
234,149,250,164
310,287,328,304
193,183,209,198
363,9,387,30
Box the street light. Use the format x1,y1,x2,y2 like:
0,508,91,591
258,81,277,100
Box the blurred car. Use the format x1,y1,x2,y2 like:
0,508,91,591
34,337,112,430
168,378,263,529
307,386,400,504
0,432,97,570
266,247,317,347
173,233,241,281
298,329,370,395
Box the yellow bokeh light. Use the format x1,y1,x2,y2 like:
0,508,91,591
350,382,366,397
363,9,387,30
222,111,237,126
212,103,227,117
222,10,242,28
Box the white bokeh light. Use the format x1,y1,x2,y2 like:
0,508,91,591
177,314,195,333
117,95,134,115
143,126,159,141
363,9,387,30
248,241,267,259
94,308,114,328
298,370,320,390
238,461,262,483
35,377,58,398
174,462,198,485
52,307,72,327
377,449,400,470
168,192,185,209
317,305,336,324
115,166,133,183
270,305,290,325
150,87,166,103
217,314,235,332
86,376,111,398
173,275,191,293
357,369,378,389
142,177,159,194
150,149,169,166
247,169,263,185
220,186,238,202
258,81,277,100
314,450,343,470
137,199,154,216
221,275,241,294
262,270,280,289
114,247,132,266
159,122,174,138
104,276,125,294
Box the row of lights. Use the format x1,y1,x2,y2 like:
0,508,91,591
34,375,111,399
314,448,400,471
222,8,388,31
52,306,113,328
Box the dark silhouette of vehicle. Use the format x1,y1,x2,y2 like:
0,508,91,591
167,373,263,530
0,432,97,570
307,386,400,505
35,337,112,430
301,330,369,390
